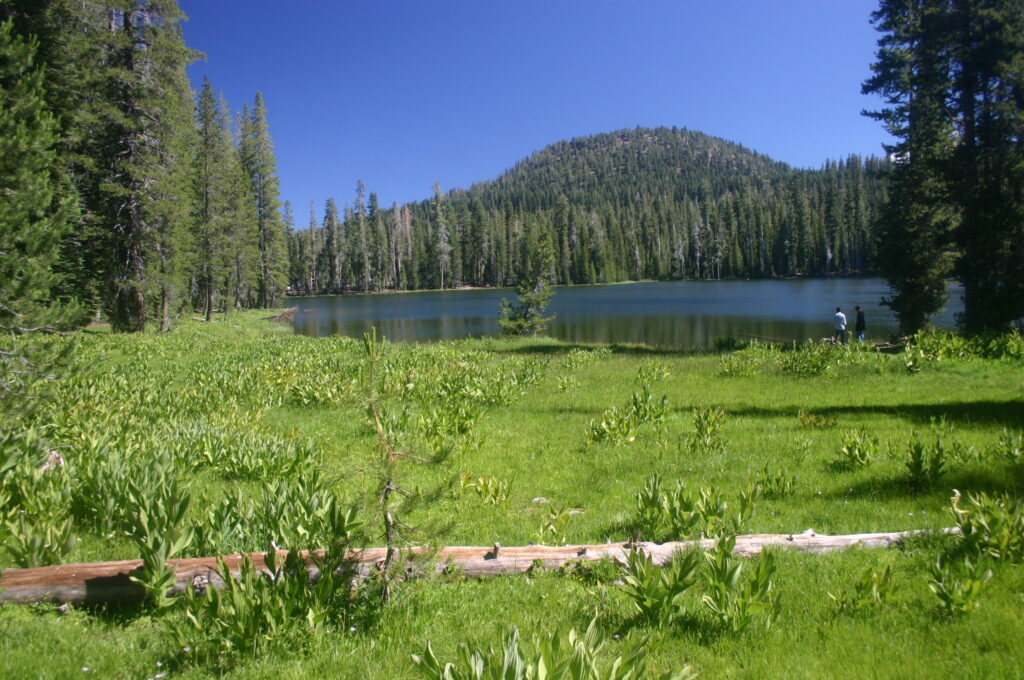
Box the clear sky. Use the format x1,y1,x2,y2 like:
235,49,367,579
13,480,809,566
178,0,893,219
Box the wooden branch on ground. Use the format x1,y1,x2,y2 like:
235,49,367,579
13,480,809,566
0,528,950,606
260,307,296,323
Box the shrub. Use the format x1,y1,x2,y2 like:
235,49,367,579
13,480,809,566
534,506,576,546
587,387,669,446
797,409,836,429
836,429,878,469
950,490,1024,562
929,555,991,618
173,547,362,661
634,475,757,541
688,406,726,456
829,565,894,613
780,342,835,377
4,516,76,568
700,537,780,633
904,434,947,490
619,548,700,625
412,617,697,680
755,464,796,500
992,428,1023,467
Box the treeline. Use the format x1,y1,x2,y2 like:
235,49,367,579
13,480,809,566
0,0,288,334
864,0,1024,334
288,128,889,295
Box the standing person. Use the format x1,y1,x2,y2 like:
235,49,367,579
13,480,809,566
855,305,866,343
833,307,847,345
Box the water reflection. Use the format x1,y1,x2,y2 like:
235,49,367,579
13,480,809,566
291,279,963,349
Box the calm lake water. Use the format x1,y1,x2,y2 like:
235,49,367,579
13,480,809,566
291,278,963,349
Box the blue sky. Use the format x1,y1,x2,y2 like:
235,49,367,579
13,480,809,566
179,0,893,219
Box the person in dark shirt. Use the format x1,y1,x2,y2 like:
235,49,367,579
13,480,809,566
854,305,866,343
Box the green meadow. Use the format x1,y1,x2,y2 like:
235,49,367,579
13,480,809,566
1,315,1023,679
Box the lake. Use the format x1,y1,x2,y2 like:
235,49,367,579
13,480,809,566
290,278,963,348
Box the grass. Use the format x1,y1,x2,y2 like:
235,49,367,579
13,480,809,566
1,314,1023,678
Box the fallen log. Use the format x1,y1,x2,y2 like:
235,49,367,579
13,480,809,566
0,528,948,606
260,306,296,323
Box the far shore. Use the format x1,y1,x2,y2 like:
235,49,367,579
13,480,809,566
284,273,890,299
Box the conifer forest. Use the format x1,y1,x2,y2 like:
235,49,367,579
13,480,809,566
2,1,894,341
3,0,1023,340
2,1,1024,679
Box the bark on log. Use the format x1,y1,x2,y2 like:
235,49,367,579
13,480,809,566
0,529,947,606
260,307,296,323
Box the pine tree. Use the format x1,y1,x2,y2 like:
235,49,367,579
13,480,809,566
1,1,112,315
93,1,194,332
863,0,958,335
498,223,556,336
865,0,1024,334
240,92,287,308
147,34,195,332
432,183,452,290
318,198,341,293
192,81,245,320
0,20,79,400
352,181,370,292
223,109,259,312
949,0,1024,332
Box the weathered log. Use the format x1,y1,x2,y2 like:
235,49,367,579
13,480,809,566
260,307,296,323
0,529,947,606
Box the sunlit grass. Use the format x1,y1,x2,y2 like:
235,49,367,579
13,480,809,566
1,316,1022,678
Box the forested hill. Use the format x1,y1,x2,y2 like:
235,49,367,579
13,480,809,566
288,127,889,294
463,127,795,211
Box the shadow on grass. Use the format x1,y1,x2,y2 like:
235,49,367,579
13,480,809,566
488,341,709,358
825,467,1022,502
726,399,1024,428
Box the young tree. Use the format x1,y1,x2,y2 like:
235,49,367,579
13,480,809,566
498,222,556,336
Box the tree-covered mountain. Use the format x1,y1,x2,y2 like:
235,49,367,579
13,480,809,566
289,127,889,295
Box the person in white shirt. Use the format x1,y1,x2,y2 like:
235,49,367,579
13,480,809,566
833,307,847,345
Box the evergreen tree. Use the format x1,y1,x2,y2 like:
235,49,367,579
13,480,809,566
949,0,1024,331
147,35,194,332
0,20,79,399
222,110,259,311
432,182,452,289
193,82,245,320
352,181,370,292
317,198,341,293
286,128,890,296
498,223,556,336
240,92,287,308
865,0,1024,333
864,0,958,335
1,1,113,314
93,1,194,332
